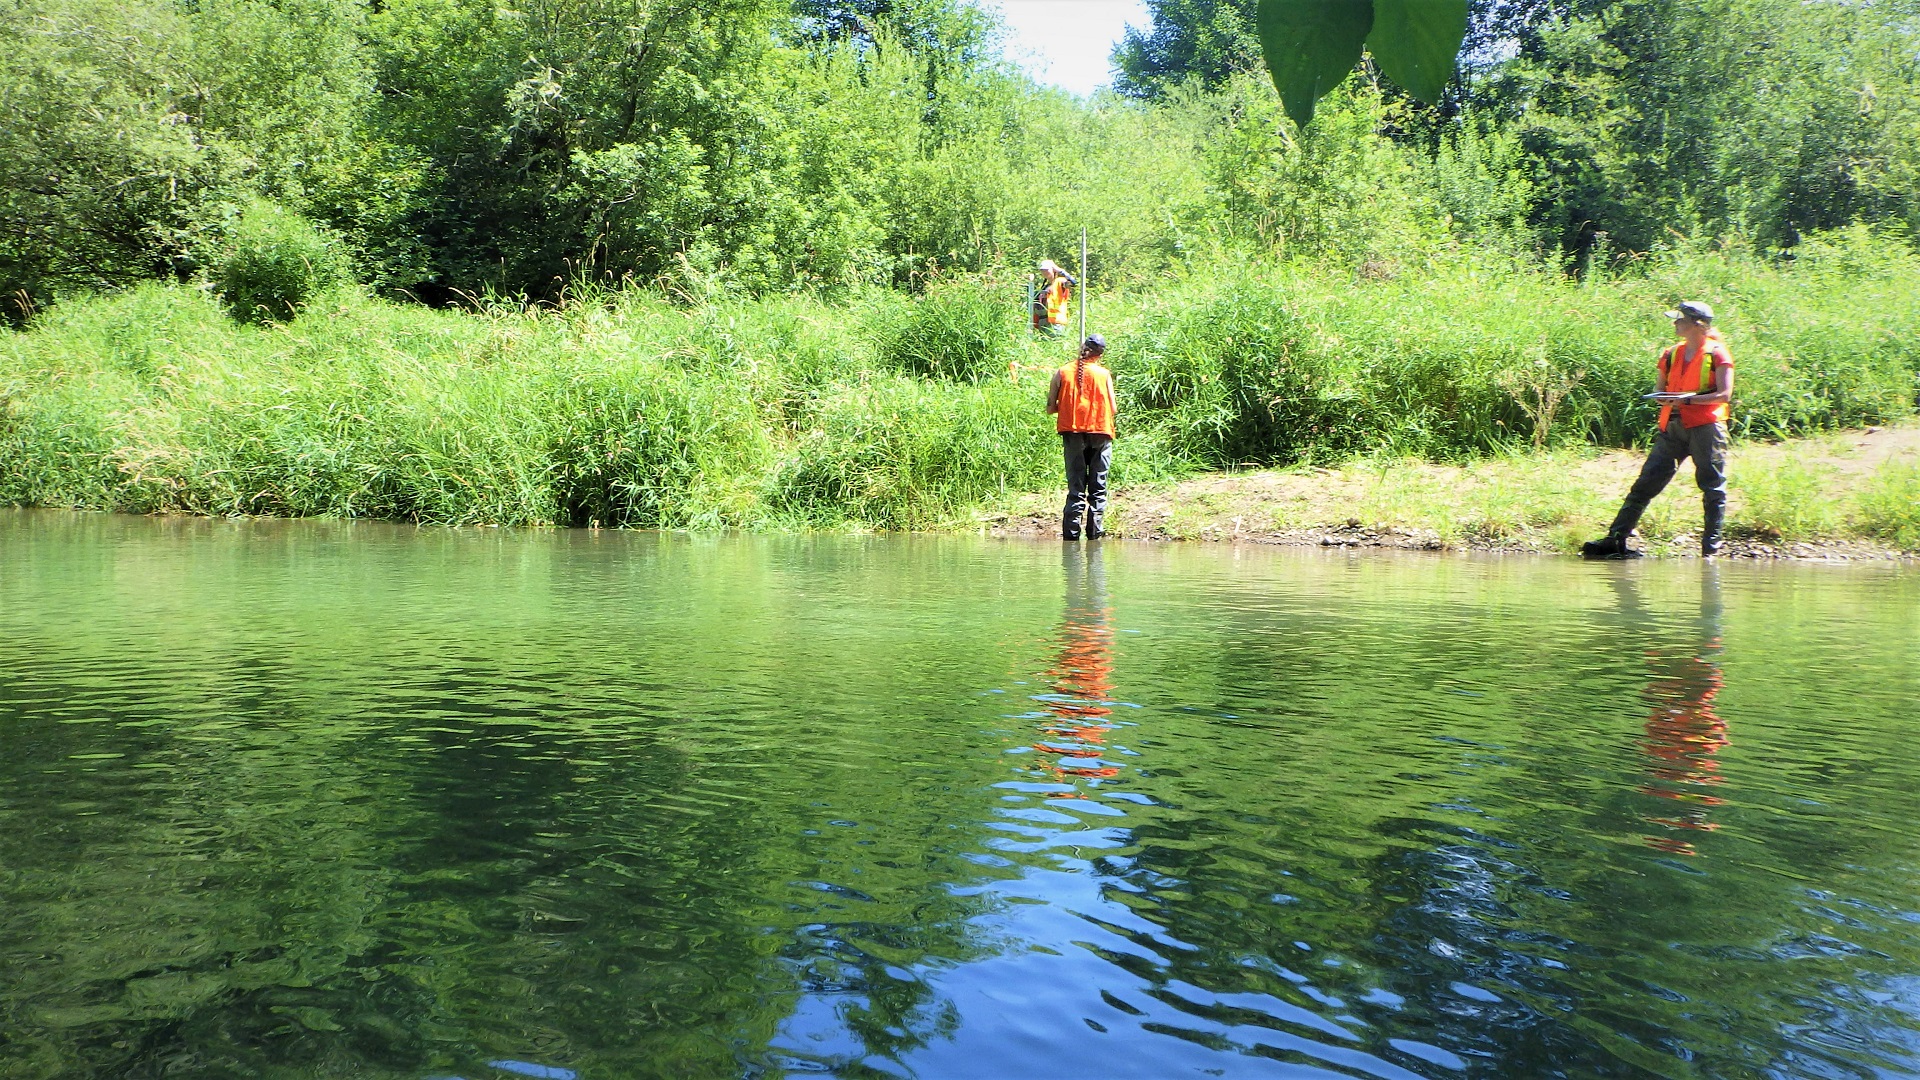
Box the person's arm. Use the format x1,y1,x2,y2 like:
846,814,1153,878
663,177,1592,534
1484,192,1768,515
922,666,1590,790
1106,371,1118,430
1689,361,1734,405
1045,369,1062,414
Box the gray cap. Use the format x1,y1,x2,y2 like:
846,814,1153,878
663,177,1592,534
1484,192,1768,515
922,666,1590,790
1665,300,1715,323
1082,333,1106,353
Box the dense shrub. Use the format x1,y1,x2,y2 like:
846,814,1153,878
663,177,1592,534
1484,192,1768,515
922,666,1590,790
1121,267,1628,467
1648,229,1920,439
208,201,353,325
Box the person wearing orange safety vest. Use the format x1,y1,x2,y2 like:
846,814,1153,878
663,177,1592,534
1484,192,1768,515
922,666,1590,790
1584,301,1736,558
1047,334,1118,541
1032,259,1076,335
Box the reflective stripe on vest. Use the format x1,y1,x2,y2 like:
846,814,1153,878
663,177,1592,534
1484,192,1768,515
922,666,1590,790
1056,362,1116,436
1657,333,1731,428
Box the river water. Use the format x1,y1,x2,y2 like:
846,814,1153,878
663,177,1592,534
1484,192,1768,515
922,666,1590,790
3,510,1918,1079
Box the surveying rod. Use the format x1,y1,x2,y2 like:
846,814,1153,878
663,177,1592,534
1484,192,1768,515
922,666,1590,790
1078,227,1088,345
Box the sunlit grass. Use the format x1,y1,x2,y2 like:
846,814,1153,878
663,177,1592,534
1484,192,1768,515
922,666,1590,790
1855,461,1920,549
4,232,1918,538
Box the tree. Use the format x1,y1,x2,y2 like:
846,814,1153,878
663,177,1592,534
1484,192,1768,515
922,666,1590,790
1113,0,1264,101
1485,0,1920,255
0,0,369,315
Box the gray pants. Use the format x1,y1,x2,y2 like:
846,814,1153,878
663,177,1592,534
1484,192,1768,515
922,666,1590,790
1609,418,1728,537
1061,432,1113,540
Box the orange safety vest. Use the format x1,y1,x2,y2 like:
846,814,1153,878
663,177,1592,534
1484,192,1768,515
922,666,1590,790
1041,278,1071,327
1055,361,1116,436
1657,331,1732,428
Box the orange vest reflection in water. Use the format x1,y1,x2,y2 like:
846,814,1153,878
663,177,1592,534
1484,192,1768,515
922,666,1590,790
1032,549,1120,786
1637,641,1729,856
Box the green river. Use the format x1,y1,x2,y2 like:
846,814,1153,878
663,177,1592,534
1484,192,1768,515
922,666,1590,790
2,509,1918,1079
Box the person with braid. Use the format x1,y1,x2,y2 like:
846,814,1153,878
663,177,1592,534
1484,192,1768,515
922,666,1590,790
1046,334,1118,541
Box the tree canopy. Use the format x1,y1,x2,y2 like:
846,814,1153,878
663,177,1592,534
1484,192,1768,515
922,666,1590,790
1,0,1914,319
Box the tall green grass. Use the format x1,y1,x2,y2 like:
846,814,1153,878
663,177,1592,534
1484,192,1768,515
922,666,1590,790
0,283,1070,527
4,230,1917,531
1115,233,1920,469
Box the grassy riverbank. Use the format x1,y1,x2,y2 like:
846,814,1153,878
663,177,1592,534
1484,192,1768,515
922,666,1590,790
4,236,1919,546
990,422,1920,558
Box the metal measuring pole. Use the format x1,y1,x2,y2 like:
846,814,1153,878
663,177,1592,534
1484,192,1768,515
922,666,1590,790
1078,228,1088,346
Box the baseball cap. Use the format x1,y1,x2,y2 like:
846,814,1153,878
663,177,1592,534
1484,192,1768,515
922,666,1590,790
1665,300,1715,323
1083,333,1106,353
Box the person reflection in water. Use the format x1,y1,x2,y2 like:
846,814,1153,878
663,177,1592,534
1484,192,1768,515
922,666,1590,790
1032,544,1119,786
1626,569,1730,856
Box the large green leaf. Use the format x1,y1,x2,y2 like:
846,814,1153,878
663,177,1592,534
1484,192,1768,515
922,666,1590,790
1256,0,1373,130
1366,0,1469,105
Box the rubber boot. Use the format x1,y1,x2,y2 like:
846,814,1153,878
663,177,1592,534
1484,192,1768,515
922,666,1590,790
1701,502,1726,557
1586,494,1652,560
1581,531,1643,560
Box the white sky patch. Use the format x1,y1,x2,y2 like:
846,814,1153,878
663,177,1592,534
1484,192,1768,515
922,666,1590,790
975,0,1154,97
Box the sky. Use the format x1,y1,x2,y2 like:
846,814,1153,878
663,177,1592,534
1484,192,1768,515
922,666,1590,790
974,0,1155,97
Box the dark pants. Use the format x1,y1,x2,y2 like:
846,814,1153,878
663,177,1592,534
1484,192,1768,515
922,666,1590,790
1061,432,1113,540
1608,418,1728,537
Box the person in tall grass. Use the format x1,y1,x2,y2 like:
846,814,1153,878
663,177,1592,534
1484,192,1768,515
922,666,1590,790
1047,334,1118,541
1031,259,1076,335
1584,301,1736,558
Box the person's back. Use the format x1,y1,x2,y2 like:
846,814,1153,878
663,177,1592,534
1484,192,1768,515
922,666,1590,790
1046,336,1117,540
1052,358,1115,437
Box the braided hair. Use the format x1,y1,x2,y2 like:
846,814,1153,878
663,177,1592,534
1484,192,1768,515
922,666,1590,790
1075,335,1105,393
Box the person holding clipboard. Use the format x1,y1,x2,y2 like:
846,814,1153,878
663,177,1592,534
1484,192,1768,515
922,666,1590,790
1584,301,1736,558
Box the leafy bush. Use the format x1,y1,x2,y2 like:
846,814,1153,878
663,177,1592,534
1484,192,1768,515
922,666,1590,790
1124,286,1320,465
1122,270,1592,466
208,200,353,324
1648,228,1920,438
